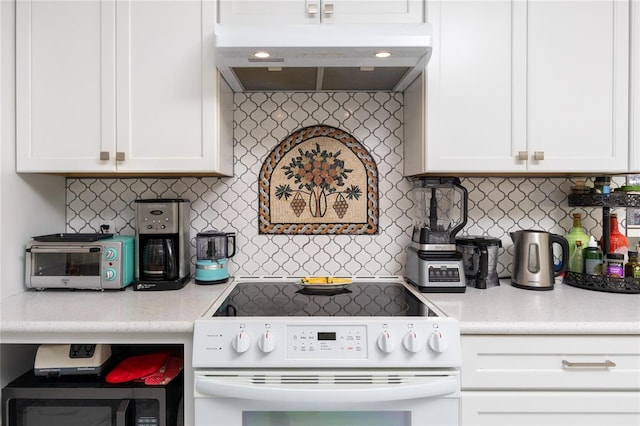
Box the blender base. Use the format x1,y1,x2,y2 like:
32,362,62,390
405,246,467,293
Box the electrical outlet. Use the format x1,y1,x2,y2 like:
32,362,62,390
100,220,116,234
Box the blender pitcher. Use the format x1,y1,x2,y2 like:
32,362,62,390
195,231,236,285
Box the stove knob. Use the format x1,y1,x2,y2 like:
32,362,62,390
232,331,251,353
402,331,421,353
428,331,448,353
258,331,277,353
377,331,395,353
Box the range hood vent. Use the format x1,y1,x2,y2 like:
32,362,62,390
214,24,432,92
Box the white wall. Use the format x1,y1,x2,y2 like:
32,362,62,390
1,0,65,300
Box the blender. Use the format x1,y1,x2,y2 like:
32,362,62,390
405,177,468,292
195,230,236,285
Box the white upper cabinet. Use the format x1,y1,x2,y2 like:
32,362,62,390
405,0,630,175
630,0,640,173
526,0,629,173
218,0,424,24
16,0,114,173
17,0,233,175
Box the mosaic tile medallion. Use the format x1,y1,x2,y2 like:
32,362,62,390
259,125,379,235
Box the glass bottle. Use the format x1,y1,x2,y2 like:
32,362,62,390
625,251,640,279
569,240,584,273
583,236,603,276
566,213,590,259
600,213,629,261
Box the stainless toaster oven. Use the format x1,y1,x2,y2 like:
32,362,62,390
25,234,135,290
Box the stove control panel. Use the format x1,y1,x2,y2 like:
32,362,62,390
193,318,461,369
286,325,367,360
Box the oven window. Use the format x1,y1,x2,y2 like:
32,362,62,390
33,252,100,276
243,411,410,426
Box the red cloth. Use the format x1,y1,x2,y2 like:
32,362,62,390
142,355,183,385
105,352,171,384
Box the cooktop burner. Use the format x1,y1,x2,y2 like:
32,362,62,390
212,281,438,317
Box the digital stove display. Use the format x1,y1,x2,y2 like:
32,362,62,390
212,282,438,317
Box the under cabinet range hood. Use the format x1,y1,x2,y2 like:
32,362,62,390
214,23,432,92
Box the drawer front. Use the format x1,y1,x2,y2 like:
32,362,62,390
461,335,640,390
462,391,640,425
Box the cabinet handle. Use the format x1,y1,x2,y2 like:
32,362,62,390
562,360,616,369
100,151,110,161
115,152,125,161
534,151,545,161
324,3,335,15
517,151,528,161
307,2,319,15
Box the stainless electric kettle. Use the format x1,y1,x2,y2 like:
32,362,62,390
510,230,569,290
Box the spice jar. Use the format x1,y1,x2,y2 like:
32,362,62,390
625,251,640,279
605,253,624,278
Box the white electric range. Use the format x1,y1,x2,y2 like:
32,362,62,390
192,276,461,426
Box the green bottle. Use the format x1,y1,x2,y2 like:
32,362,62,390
569,240,584,273
583,236,603,276
566,213,590,259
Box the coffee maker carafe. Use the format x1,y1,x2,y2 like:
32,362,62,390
135,199,190,291
195,231,236,285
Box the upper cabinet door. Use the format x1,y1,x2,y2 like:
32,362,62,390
405,0,522,174
218,0,424,25
630,0,640,173
218,0,320,24
16,0,117,173
320,0,424,24
526,0,629,173
114,0,232,174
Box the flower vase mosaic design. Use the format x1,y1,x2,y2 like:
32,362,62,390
259,125,379,234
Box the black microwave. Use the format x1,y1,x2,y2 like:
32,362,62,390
2,370,182,426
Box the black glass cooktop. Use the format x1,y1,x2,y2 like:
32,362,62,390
212,282,438,318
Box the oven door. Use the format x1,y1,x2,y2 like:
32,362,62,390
194,370,460,426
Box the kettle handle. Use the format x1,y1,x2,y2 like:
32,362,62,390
551,233,570,277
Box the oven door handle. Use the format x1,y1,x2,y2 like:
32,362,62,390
195,374,458,403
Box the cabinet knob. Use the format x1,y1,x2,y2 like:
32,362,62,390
307,2,319,15
115,152,125,161
323,3,335,15
534,151,545,161
517,151,528,161
100,151,110,161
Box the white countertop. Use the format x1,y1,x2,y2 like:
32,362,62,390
1,278,639,341
424,279,640,335
0,280,229,342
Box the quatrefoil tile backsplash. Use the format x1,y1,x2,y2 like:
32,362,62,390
66,92,626,278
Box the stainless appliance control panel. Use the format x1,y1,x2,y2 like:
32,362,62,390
193,317,461,369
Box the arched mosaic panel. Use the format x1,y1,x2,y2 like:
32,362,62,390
259,125,379,234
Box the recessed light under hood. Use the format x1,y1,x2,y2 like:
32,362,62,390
214,24,432,92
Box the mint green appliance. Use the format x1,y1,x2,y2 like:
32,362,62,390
195,231,236,285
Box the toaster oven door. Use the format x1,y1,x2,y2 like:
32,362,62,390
26,246,102,289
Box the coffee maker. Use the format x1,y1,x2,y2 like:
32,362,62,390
135,198,190,291
405,177,468,292
456,236,503,289
195,230,236,285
